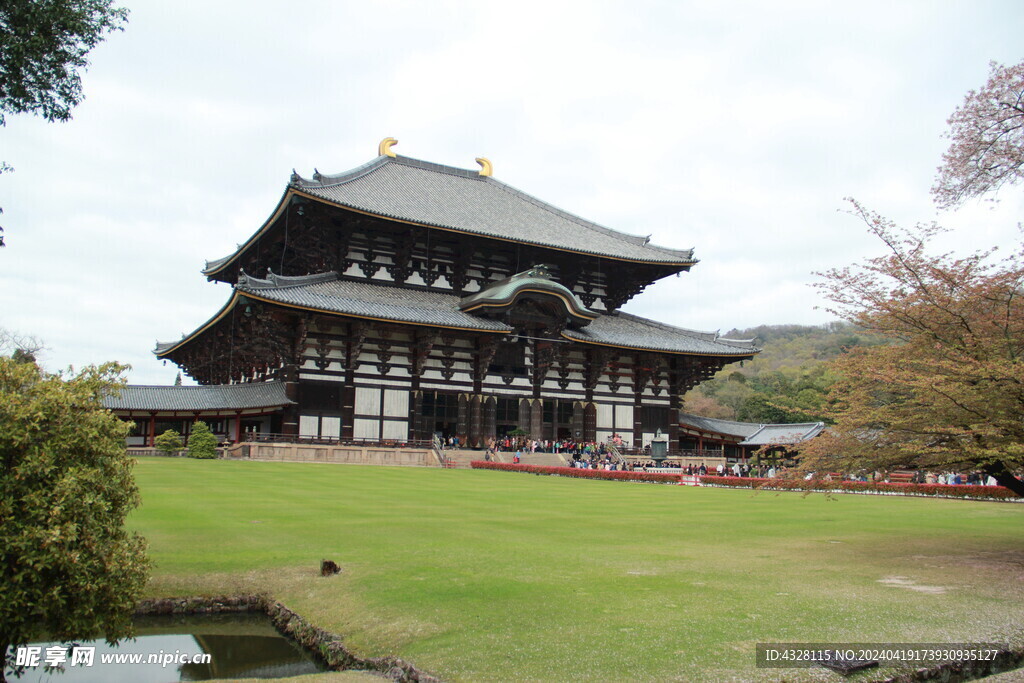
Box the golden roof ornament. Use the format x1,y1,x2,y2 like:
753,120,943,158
378,137,398,158
475,157,493,177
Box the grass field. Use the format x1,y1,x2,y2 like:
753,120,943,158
130,457,1024,681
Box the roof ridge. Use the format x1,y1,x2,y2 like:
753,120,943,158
237,270,339,289
678,411,764,428
290,155,391,188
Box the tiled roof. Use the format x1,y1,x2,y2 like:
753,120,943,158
292,156,695,263
104,382,293,412
224,273,752,357
157,273,757,357
205,155,696,274
677,413,764,438
237,271,513,332
678,413,825,444
740,422,825,446
564,312,757,356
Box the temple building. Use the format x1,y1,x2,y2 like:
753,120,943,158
112,140,758,449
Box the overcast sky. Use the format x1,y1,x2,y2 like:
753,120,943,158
2,0,1023,385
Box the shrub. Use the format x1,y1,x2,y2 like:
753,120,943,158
153,429,183,455
186,421,218,459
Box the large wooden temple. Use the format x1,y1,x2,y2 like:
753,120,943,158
125,140,758,449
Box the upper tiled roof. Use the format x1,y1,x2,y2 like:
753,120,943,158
104,382,293,412
205,154,696,275
157,272,756,358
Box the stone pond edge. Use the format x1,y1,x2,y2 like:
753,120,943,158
134,594,441,682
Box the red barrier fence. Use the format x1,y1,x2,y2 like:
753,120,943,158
470,462,1019,501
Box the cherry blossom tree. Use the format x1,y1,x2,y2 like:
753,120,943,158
933,60,1024,209
799,201,1024,496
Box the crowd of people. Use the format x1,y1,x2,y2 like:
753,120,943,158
485,436,612,458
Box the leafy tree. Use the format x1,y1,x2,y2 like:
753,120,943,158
933,60,1024,209
800,201,1024,496
0,0,129,247
0,357,149,681
187,421,218,459
153,429,183,455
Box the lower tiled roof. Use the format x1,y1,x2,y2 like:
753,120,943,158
158,272,758,358
104,382,293,412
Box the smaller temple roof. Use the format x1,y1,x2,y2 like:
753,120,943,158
740,422,825,446
678,413,765,439
104,382,293,412
678,413,825,446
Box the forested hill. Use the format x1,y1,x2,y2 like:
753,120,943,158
682,322,888,424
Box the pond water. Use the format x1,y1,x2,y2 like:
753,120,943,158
10,612,330,682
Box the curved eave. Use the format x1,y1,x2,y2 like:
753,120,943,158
560,332,760,358
460,287,598,323
202,188,294,278
155,291,243,358
203,184,699,279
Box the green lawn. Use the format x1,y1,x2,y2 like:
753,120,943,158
130,457,1024,681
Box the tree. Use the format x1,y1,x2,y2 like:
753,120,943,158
933,60,1024,209
800,201,1024,496
0,0,129,247
186,421,218,459
0,328,44,363
153,429,183,455
0,357,149,681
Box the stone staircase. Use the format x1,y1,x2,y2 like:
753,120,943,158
441,448,488,469
520,452,568,467
441,449,569,469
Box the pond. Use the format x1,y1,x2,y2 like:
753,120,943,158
11,612,330,682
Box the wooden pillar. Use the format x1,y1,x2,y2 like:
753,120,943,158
668,393,680,450
408,390,421,442
518,398,532,436
632,390,643,448
234,411,242,443
457,394,469,442
281,363,300,437
484,396,497,443
572,401,585,441
469,395,482,447
583,402,597,443
148,413,156,447
339,385,355,440
530,399,543,440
